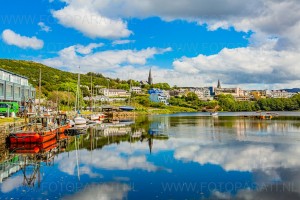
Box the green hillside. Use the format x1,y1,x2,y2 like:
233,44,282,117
0,59,138,97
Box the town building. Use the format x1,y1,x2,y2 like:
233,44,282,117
266,90,296,98
140,68,153,86
130,86,142,94
148,68,153,85
190,87,213,101
214,87,252,101
248,90,267,100
217,80,221,89
169,88,188,97
214,87,242,97
100,88,130,98
0,68,35,103
149,88,169,105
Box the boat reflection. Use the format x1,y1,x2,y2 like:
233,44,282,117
0,116,170,196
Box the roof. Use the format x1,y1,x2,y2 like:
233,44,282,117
0,68,28,79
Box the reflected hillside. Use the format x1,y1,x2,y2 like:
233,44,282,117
65,118,170,152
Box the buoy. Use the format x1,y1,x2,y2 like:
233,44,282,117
33,146,40,153
34,133,40,139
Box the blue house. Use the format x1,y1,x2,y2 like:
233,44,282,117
148,88,169,105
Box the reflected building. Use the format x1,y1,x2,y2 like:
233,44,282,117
0,156,24,183
148,116,169,135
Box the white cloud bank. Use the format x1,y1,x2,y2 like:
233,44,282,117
39,43,172,73
2,29,44,49
46,0,300,88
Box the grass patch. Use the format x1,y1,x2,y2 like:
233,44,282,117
0,117,24,125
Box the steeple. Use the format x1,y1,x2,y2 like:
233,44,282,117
217,79,221,89
148,137,153,154
148,68,153,85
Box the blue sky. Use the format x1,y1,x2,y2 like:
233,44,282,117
1,0,300,89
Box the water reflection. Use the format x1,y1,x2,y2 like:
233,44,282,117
1,115,300,199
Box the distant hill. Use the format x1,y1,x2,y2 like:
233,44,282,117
0,59,136,97
282,88,300,93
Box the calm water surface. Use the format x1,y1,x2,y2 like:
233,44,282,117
1,113,300,199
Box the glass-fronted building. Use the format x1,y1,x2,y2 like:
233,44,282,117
0,68,35,102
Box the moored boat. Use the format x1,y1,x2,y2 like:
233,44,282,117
210,112,218,116
119,106,135,111
8,113,72,144
74,116,87,125
9,129,57,143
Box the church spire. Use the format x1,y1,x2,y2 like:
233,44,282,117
217,79,221,89
148,68,153,85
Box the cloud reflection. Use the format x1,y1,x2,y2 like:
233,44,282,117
62,183,130,200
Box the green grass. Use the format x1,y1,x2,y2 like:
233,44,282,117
0,117,24,125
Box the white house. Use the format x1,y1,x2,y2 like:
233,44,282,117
266,90,295,98
192,87,212,100
100,88,130,97
130,86,142,94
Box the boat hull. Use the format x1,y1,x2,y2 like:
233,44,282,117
9,130,57,143
9,139,57,154
74,117,87,125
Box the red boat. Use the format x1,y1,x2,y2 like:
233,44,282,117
58,131,69,140
56,113,72,134
9,128,58,143
8,114,71,144
57,124,72,134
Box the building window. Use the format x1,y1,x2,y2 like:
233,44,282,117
21,78,28,86
0,83,3,96
14,87,21,98
24,89,29,98
3,72,10,81
6,85,13,97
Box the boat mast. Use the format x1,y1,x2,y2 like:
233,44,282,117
75,66,80,113
90,74,93,112
129,79,132,106
38,67,41,115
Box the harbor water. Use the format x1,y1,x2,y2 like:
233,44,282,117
1,112,300,199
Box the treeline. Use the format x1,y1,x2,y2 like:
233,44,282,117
169,93,300,112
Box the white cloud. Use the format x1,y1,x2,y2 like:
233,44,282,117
52,0,300,48
2,29,44,49
46,0,300,88
0,175,23,193
75,43,104,55
38,22,51,32
39,44,172,73
112,40,135,46
172,44,300,88
56,148,160,175
51,4,131,39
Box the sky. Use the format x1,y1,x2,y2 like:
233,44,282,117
0,0,300,89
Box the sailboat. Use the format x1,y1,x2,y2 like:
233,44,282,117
74,68,87,125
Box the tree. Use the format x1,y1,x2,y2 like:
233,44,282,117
185,92,199,101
